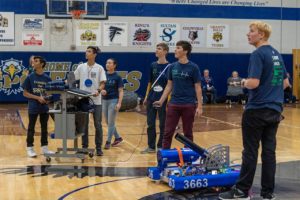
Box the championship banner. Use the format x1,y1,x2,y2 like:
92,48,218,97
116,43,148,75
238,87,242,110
75,21,101,46
130,23,154,47
207,24,230,48
181,24,206,48
22,32,44,46
103,22,128,47
156,23,180,47
0,12,15,45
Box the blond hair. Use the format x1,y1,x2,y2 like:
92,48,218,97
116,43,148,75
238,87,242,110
249,21,272,40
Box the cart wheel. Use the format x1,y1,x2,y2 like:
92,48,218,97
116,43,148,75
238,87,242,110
88,152,94,158
46,157,51,162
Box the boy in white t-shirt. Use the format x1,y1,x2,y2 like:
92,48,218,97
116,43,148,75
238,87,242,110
74,46,107,156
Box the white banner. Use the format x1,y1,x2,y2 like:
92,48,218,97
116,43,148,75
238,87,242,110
103,22,128,47
76,21,101,46
181,24,206,48
22,18,44,30
0,12,14,45
130,23,154,47
22,32,44,46
157,23,180,47
207,24,229,48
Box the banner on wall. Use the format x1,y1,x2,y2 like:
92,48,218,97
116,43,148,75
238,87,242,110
130,23,154,47
76,21,101,46
181,24,206,48
103,22,128,47
0,12,14,45
207,24,230,48
22,18,44,30
157,23,180,47
22,32,44,46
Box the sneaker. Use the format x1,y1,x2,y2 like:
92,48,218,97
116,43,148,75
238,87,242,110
140,147,156,154
261,193,276,200
104,141,111,149
96,149,103,156
218,187,250,200
111,137,123,147
41,146,54,154
27,147,37,158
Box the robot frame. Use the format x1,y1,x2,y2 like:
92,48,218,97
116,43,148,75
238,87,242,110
148,133,240,191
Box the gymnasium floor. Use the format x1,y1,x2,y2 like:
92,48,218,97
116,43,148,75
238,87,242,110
0,103,300,200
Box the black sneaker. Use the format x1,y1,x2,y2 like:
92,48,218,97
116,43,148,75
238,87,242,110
111,137,123,147
96,149,103,156
261,193,276,200
104,141,111,149
219,187,250,200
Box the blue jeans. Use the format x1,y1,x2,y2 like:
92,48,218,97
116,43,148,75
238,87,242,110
102,99,121,143
82,105,103,149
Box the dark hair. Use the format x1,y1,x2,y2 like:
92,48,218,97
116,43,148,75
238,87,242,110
87,46,101,54
156,42,169,53
107,58,118,69
33,56,47,68
176,40,192,57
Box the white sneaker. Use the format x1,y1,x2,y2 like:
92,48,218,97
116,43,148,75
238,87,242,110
27,147,37,158
41,146,54,154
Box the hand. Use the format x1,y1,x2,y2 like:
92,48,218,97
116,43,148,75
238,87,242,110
115,103,121,111
93,91,99,97
101,90,107,96
37,96,47,104
143,98,147,106
195,106,203,117
153,100,162,108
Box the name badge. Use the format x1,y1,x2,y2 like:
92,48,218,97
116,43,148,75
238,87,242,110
85,79,93,87
153,85,163,92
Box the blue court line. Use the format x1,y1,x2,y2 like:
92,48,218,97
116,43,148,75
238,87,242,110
57,177,142,200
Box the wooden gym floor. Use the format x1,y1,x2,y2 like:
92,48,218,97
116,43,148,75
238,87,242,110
0,103,300,200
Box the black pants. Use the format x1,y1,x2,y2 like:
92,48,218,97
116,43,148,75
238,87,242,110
27,113,49,147
146,101,166,149
236,108,282,195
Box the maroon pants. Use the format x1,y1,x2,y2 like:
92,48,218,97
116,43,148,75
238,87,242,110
162,103,196,149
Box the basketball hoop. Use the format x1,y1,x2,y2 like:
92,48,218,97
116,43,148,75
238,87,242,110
70,10,86,20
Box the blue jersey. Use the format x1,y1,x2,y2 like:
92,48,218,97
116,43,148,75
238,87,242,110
147,62,169,102
22,72,52,114
168,61,201,104
103,72,124,100
246,45,287,113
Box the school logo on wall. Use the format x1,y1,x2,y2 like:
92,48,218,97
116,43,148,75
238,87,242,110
181,24,206,48
80,30,97,41
130,23,153,47
103,22,128,47
76,21,101,46
0,58,26,95
157,23,179,47
22,18,43,29
188,31,198,41
0,14,8,27
207,24,229,48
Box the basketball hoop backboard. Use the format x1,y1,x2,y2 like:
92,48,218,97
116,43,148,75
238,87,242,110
46,0,107,20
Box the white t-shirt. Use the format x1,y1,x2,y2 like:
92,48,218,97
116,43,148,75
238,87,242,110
74,62,107,105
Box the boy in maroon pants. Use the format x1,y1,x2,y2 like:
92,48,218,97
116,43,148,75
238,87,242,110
154,40,203,149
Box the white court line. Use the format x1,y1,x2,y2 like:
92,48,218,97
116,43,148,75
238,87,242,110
200,115,241,128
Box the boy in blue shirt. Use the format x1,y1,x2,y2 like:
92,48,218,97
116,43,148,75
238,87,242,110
22,56,54,157
154,40,203,149
219,21,290,200
141,43,169,153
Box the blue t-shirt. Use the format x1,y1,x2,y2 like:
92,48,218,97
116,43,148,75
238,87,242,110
147,62,169,102
246,45,287,113
168,61,201,104
201,76,215,89
22,72,52,114
103,72,124,100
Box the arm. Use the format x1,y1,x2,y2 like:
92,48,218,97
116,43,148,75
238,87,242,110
143,83,151,105
116,87,124,111
283,78,290,90
23,89,46,104
153,80,172,106
242,78,260,89
194,82,203,117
